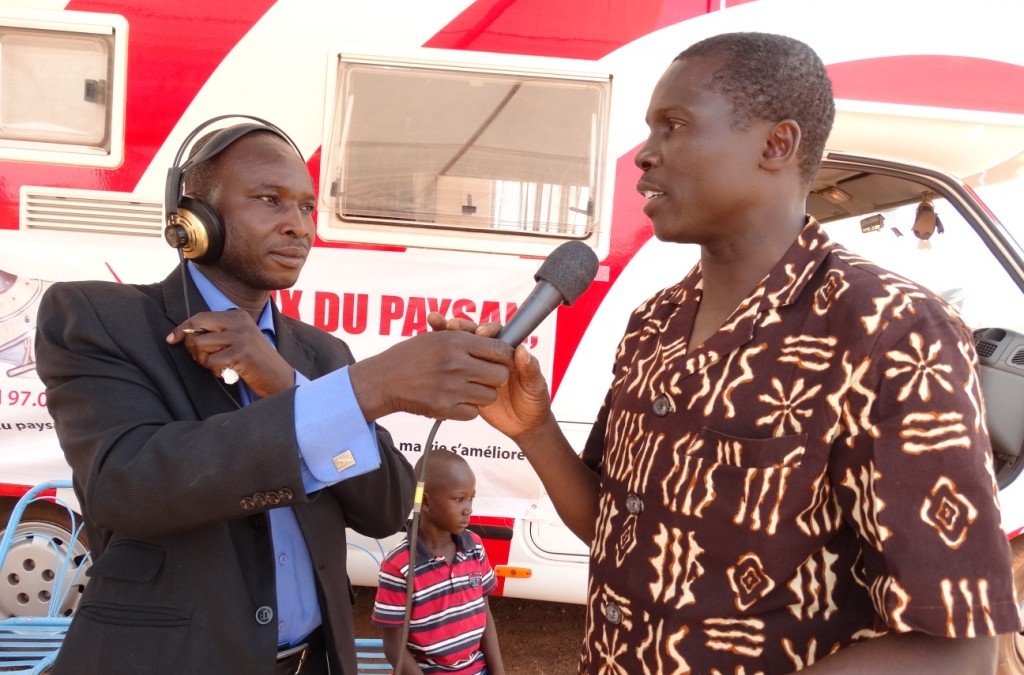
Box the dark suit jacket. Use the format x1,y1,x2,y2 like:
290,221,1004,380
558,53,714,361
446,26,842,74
34,265,415,674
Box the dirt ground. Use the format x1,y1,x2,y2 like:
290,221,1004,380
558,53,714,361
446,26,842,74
352,586,586,674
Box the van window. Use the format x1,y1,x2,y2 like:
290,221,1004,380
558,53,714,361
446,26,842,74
812,164,1024,334
0,10,126,167
319,49,611,256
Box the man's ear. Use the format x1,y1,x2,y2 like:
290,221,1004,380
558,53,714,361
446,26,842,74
761,119,801,173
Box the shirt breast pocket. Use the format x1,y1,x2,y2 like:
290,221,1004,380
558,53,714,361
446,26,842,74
670,427,815,541
698,426,808,470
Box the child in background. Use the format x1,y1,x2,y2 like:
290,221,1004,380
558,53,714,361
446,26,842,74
373,450,506,675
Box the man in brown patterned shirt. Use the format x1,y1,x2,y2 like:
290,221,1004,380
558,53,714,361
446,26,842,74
477,32,1021,673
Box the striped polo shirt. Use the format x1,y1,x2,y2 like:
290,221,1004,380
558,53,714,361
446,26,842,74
373,530,497,674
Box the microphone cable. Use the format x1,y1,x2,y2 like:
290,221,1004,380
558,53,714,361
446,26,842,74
387,240,597,673
178,248,192,318
395,417,444,675
174,252,243,406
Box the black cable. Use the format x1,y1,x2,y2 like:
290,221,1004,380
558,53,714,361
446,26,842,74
175,254,242,406
394,417,443,675
178,249,191,318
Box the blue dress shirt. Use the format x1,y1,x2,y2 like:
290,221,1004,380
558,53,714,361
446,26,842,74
188,263,381,646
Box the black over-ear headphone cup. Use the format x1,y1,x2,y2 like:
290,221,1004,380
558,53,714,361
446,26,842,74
174,196,226,264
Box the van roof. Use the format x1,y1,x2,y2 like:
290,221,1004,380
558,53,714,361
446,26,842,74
827,99,1024,187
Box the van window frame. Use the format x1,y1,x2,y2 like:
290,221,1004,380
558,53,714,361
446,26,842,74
0,8,127,168
317,46,613,258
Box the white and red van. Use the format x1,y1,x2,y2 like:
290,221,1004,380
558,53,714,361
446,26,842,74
1,0,1023,665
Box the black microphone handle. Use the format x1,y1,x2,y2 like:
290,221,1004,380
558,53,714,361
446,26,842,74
497,281,566,347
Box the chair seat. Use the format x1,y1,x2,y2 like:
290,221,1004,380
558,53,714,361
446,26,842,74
355,637,391,673
0,616,71,673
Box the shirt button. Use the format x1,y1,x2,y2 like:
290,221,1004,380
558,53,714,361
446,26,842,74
279,554,288,565
625,493,644,515
255,606,274,625
604,602,623,625
652,395,671,417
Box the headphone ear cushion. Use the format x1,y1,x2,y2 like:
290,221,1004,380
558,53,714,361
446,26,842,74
173,196,225,264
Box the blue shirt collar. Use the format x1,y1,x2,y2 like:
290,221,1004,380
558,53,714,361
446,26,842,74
186,261,275,337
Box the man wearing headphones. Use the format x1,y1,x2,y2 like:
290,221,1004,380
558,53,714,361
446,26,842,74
33,118,514,674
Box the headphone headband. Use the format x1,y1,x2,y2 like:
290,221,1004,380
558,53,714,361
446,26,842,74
164,114,303,222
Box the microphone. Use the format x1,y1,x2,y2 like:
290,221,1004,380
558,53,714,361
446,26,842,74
497,240,600,346
396,241,597,668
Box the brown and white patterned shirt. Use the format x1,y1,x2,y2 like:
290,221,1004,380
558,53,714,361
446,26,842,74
579,218,1020,674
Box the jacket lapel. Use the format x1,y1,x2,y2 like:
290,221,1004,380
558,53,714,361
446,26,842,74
160,264,242,418
273,312,317,381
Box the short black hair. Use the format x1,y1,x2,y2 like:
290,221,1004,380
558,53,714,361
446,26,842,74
415,449,473,492
182,130,222,203
183,127,285,202
677,32,835,185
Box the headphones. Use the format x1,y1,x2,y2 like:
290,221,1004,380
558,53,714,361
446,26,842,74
163,114,304,264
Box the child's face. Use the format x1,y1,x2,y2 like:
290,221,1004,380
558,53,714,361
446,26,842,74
425,464,476,535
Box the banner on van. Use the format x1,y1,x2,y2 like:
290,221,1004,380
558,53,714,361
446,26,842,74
0,231,552,517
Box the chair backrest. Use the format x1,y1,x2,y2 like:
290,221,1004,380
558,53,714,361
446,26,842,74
0,479,90,618
0,479,88,673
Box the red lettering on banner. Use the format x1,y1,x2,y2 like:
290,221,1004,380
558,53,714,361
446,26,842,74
313,292,340,332
380,296,519,335
428,298,452,316
479,301,517,324
273,291,520,337
278,290,302,320
479,301,500,323
452,298,476,321
402,297,428,336
342,293,368,335
380,295,403,335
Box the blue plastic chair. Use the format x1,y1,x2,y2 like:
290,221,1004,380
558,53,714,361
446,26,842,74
355,637,391,673
0,479,90,674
